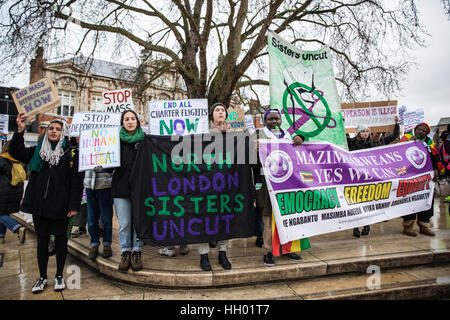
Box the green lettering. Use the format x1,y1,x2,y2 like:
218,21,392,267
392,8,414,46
220,194,231,213
173,196,185,217
190,197,203,214
304,191,313,212
144,197,155,216
152,153,167,173
158,197,171,215
207,195,218,213
234,194,244,212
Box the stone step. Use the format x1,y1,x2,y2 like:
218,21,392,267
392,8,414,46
12,209,450,289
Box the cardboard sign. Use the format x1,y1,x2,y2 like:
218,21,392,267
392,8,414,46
11,78,60,120
78,126,121,172
226,107,245,131
70,112,121,137
148,99,209,135
0,114,9,135
101,88,135,113
342,100,397,134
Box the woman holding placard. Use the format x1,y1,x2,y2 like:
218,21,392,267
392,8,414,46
198,102,233,271
10,114,83,294
112,110,145,272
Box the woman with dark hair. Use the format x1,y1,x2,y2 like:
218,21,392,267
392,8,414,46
112,109,145,272
10,113,84,294
255,109,307,266
0,141,26,244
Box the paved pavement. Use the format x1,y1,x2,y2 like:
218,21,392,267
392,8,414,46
1,199,449,300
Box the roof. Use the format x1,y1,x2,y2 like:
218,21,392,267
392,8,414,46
50,56,137,82
437,117,450,126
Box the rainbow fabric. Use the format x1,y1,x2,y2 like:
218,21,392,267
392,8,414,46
271,213,311,256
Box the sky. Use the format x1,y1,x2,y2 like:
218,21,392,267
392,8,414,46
2,0,449,126
396,0,450,126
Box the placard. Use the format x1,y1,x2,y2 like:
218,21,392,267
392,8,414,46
0,114,9,135
101,88,135,113
11,78,60,120
78,126,121,172
148,98,209,135
70,112,121,137
226,107,245,131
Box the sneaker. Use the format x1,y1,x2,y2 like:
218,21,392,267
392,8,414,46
158,247,176,257
263,252,275,267
445,196,450,203
17,227,26,244
179,245,190,255
31,277,48,294
71,228,87,238
54,276,65,291
283,253,302,261
353,228,360,238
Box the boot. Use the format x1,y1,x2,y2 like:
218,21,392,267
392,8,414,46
418,221,435,237
102,245,112,258
218,251,232,270
131,251,143,271
361,225,370,236
402,220,417,237
88,246,99,261
353,228,360,238
209,241,217,248
200,254,211,271
118,251,131,272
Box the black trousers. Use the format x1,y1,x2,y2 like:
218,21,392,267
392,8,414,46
33,215,69,279
402,201,434,223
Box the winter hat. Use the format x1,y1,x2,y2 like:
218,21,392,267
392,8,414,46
209,102,228,121
356,124,369,134
263,108,282,121
414,122,431,135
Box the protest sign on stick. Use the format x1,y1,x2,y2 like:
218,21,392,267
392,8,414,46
101,88,135,113
70,112,121,137
78,126,121,172
148,98,209,135
11,78,60,121
341,100,398,134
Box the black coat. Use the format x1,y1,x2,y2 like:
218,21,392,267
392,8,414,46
9,131,84,220
347,136,372,151
0,156,24,215
112,139,140,198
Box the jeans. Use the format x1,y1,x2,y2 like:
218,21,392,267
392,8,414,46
86,188,113,247
113,198,142,252
0,215,21,237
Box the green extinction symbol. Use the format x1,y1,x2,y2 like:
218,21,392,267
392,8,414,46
282,82,334,138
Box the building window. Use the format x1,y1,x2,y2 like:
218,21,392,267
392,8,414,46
57,90,76,117
90,94,103,112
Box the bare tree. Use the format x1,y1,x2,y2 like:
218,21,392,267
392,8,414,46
0,0,430,107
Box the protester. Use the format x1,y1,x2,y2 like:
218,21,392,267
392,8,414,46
112,110,145,272
0,141,26,244
256,108,305,266
71,188,88,238
400,122,445,237
370,116,400,147
439,124,450,208
84,167,114,260
347,124,372,237
10,114,83,294
198,102,232,271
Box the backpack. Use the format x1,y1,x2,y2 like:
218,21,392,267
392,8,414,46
10,161,26,186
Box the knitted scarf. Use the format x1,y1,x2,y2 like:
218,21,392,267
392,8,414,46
28,140,67,172
120,127,144,143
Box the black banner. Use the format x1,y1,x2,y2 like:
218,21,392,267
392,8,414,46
130,132,256,246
